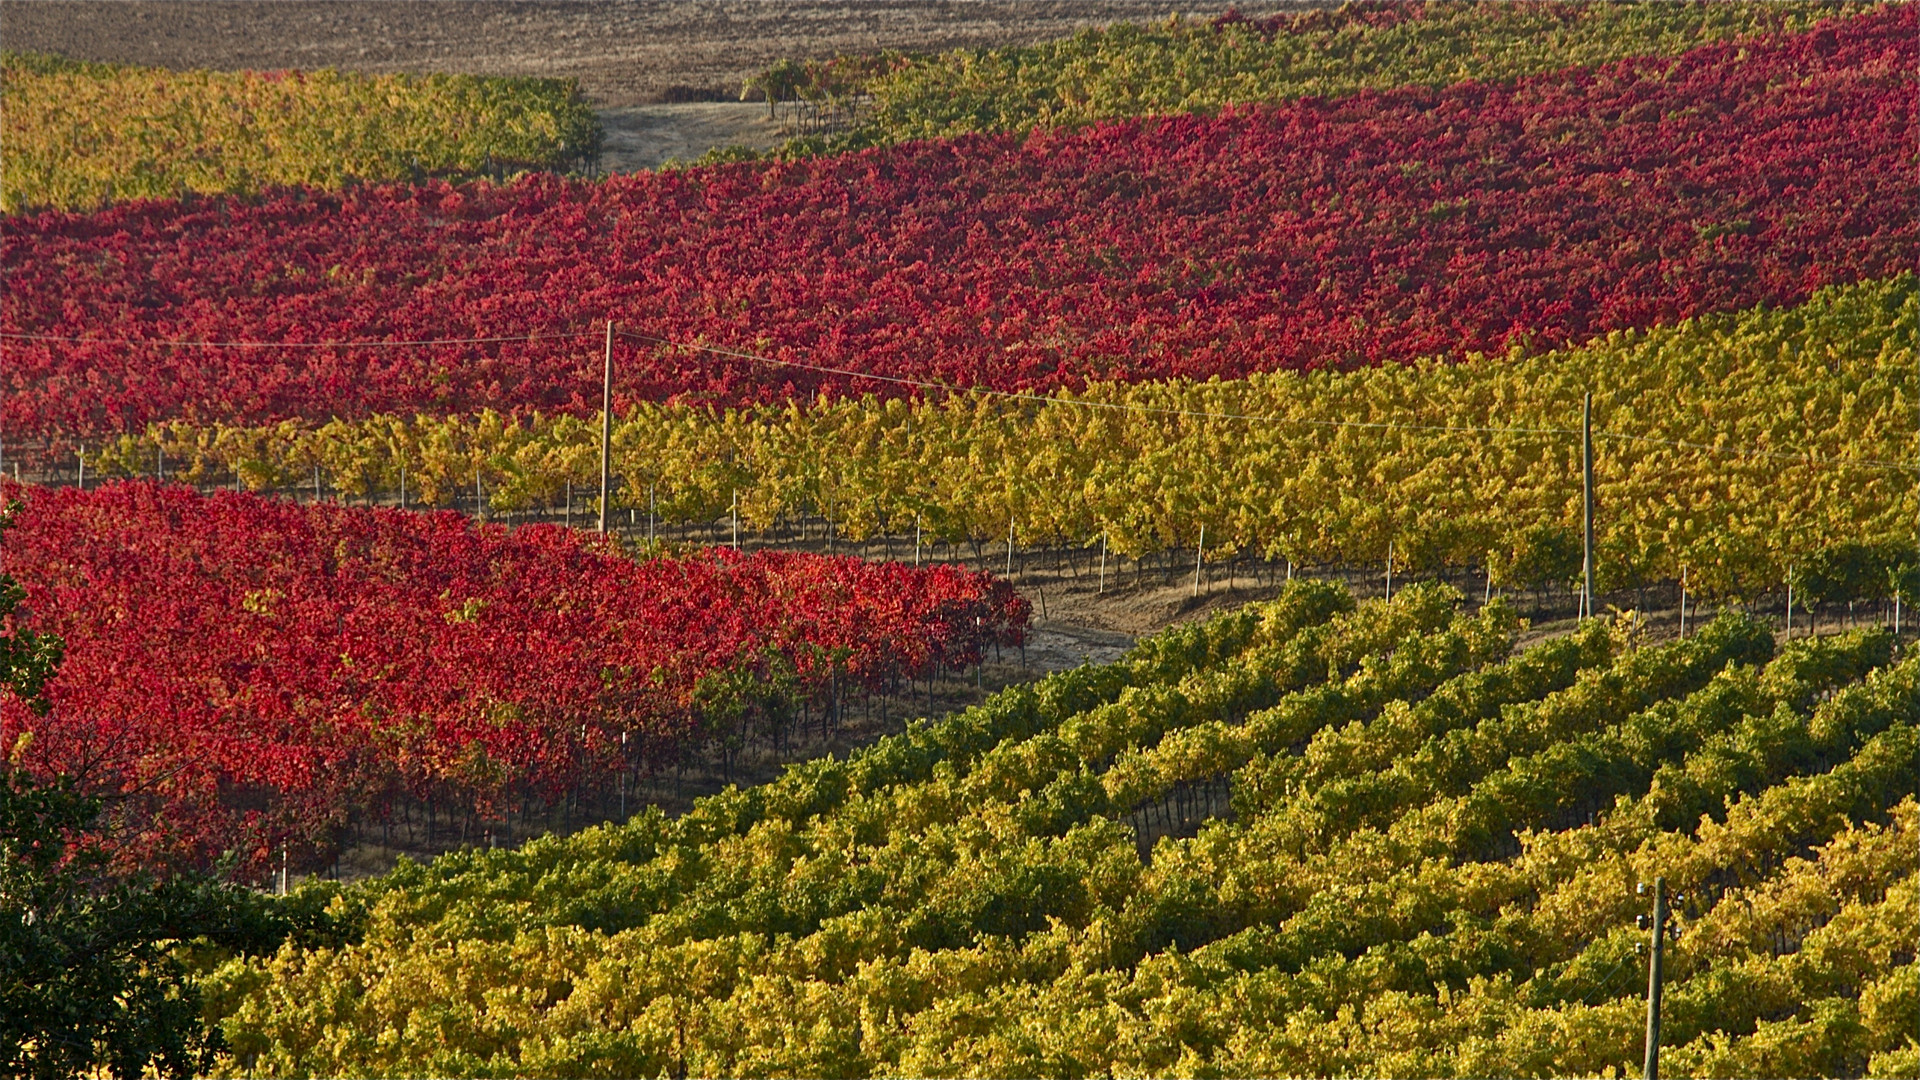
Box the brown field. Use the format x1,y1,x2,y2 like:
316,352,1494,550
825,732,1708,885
1,1,1303,105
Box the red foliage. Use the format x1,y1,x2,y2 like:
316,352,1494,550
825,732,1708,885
3,10,1913,449
0,481,1027,873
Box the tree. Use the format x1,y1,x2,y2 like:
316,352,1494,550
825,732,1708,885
0,500,295,1080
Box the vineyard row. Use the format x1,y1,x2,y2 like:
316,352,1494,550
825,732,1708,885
55,275,1920,604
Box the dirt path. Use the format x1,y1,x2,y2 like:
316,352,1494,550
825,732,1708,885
597,102,785,171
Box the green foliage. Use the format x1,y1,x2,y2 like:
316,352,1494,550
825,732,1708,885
1488,522,1584,594
0,769,304,1080
750,1,1859,156
0,52,601,213
1791,540,1920,610
203,579,1920,1076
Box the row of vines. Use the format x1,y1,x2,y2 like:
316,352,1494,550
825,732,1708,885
7,8,1912,443
0,51,600,213
205,581,1920,1076
83,276,1920,603
755,0,1861,154
0,481,1025,877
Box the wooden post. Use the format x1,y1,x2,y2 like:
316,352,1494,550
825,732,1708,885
648,483,656,545
1006,516,1015,578
1786,570,1793,640
565,480,571,527
1679,566,1688,639
597,321,614,533
1099,534,1108,594
1583,391,1596,620
732,490,740,550
915,519,922,566
1385,540,1394,603
1193,525,1205,597
1642,876,1668,1080
474,462,484,523
399,462,407,509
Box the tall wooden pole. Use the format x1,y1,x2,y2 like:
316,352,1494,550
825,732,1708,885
1193,525,1206,597
597,321,614,533
1643,876,1668,1080
1583,392,1596,620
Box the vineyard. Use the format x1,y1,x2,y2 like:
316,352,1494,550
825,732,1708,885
204,583,1919,1076
0,51,600,213
5,6,1913,447
761,0,1854,151
0,481,1025,876
5,1,1917,1076
88,275,1919,601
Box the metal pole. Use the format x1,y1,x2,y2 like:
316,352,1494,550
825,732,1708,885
597,321,614,533
1583,392,1596,620
1643,876,1668,1080
1099,534,1108,594
731,490,739,550
1006,516,1014,577
915,519,922,566
1385,540,1393,603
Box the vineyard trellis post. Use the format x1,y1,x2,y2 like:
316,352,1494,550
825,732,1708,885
1099,533,1108,594
1583,391,1595,620
1641,876,1669,1080
732,490,740,550
1786,569,1794,639
1193,525,1206,597
1385,540,1394,603
1679,566,1689,638
597,320,614,534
